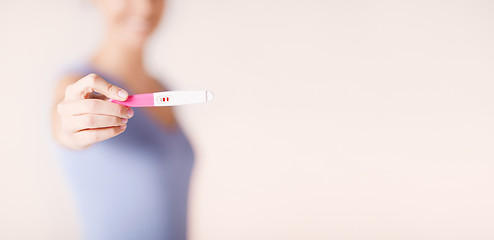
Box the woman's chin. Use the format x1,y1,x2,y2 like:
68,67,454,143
122,31,152,48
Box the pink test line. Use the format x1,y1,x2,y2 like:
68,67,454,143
109,93,154,107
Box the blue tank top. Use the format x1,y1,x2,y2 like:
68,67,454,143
55,63,195,240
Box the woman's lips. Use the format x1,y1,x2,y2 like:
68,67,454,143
126,18,152,33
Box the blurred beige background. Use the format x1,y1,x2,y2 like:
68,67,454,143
1,0,494,239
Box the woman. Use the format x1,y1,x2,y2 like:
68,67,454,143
51,0,194,239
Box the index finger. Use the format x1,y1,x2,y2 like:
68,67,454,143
66,73,128,101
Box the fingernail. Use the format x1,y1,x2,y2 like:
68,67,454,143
127,108,134,118
118,90,128,99
120,125,126,130
121,118,128,124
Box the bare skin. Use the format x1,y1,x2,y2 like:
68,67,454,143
51,0,175,150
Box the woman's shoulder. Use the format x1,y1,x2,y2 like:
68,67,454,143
53,61,94,94
58,60,93,78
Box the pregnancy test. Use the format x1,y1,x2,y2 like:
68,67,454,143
110,90,214,107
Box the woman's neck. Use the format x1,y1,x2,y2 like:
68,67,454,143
90,35,149,84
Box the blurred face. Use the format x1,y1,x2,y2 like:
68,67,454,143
95,0,165,48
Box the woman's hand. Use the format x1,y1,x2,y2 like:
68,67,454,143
53,73,134,150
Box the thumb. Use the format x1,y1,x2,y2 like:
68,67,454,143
66,73,128,101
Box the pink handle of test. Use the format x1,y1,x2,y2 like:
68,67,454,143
109,93,154,107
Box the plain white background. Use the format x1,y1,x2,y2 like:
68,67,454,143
1,0,494,239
